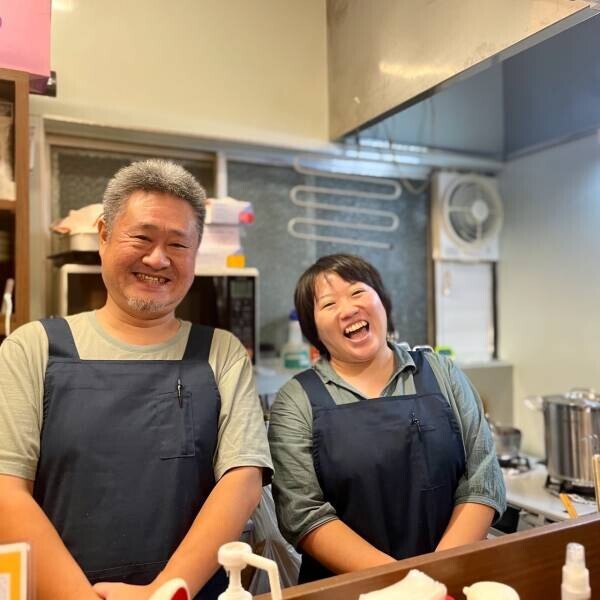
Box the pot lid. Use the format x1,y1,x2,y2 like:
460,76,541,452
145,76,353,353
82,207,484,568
544,388,600,408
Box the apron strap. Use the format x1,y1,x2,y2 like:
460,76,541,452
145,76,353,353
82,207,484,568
40,318,80,359
408,350,443,396
182,324,214,361
294,369,336,410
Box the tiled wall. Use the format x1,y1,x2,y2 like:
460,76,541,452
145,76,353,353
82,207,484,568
228,161,430,352
51,150,430,353
52,148,214,221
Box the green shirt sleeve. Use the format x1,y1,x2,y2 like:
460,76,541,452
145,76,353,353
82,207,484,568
209,329,273,483
0,321,47,480
425,353,506,520
268,377,338,548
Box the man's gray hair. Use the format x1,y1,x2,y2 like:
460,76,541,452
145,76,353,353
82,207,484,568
102,159,206,239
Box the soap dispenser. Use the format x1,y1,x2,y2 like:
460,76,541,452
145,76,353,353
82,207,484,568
218,541,282,600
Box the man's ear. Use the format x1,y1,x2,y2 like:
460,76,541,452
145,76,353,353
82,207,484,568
98,218,109,253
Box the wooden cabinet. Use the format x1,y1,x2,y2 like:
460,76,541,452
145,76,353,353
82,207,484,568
0,68,29,338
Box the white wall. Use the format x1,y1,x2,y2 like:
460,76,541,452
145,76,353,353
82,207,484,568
498,132,600,456
31,0,328,148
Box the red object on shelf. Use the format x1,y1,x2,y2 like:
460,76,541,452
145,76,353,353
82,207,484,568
239,211,254,224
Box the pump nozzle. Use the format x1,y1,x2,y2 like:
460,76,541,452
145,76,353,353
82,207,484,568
218,542,282,600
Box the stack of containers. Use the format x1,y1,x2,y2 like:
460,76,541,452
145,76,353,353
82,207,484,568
196,196,254,269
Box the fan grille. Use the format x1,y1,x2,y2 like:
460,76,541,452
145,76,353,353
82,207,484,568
445,179,502,246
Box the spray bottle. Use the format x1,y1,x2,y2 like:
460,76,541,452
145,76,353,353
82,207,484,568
561,542,591,600
217,541,282,600
281,309,310,370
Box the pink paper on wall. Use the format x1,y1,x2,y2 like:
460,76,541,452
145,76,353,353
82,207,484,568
0,0,51,76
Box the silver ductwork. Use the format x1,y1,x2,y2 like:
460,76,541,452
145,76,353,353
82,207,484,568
327,0,597,140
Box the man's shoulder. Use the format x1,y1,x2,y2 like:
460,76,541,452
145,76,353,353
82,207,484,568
5,319,47,348
64,311,93,328
0,320,48,374
210,328,247,358
208,328,250,379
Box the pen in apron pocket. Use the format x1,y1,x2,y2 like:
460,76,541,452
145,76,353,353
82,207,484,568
177,378,183,408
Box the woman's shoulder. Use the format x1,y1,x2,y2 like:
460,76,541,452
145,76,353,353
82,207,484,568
276,368,315,404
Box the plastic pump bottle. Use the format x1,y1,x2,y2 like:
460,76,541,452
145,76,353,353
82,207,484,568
281,310,310,369
217,541,282,600
561,542,591,600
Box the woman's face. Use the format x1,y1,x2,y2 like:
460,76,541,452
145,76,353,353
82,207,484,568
313,271,389,365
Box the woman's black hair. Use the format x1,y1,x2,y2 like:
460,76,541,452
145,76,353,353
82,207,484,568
294,254,395,358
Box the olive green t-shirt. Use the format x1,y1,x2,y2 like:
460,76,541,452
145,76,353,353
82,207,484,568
0,311,272,482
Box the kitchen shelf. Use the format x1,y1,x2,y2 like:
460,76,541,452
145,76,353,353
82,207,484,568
0,199,16,212
0,68,29,332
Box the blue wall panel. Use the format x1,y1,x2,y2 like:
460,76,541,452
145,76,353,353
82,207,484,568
504,14,600,157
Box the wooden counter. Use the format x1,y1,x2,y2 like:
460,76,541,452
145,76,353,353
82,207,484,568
257,513,600,600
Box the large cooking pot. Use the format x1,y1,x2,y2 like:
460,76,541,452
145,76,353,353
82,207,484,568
526,388,600,488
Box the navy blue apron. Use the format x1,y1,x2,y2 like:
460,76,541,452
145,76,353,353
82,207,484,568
296,350,466,583
33,318,228,600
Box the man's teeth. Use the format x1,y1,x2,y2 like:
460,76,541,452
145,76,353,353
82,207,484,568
136,273,167,284
345,320,368,335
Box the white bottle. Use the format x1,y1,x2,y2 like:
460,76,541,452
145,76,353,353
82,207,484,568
561,542,591,600
217,541,281,600
281,310,310,369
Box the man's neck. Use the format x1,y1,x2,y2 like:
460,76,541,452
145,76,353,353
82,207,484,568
95,302,180,346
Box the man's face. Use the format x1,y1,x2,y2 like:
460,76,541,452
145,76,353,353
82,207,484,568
98,190,200,320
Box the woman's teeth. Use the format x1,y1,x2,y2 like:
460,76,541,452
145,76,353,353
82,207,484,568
344,320,368,337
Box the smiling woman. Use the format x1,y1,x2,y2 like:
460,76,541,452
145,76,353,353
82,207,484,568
268,253,506,584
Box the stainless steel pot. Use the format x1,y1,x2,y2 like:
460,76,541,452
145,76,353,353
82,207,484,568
526,388,600,488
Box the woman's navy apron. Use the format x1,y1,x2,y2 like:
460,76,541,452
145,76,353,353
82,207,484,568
33,318,228,600
295,350,466,583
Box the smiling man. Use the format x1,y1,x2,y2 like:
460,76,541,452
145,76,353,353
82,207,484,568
0,160,272,600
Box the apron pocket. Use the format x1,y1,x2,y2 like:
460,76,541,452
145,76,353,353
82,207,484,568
413,415,463,489
418,485,454,552
154,391,196,459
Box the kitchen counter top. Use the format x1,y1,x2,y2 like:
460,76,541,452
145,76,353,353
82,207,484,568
504,458,597,522
256,514,600,600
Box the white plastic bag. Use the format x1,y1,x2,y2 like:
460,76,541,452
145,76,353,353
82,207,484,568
247,486,301,593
